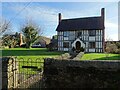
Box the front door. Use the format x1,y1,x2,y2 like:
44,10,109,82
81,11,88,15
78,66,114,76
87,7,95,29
76,41,81,51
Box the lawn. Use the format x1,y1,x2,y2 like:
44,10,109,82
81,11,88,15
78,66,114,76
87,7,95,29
81,53,120,60
1,48,64,74
2,48,63,56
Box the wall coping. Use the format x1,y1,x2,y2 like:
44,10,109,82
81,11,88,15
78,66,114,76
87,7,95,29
44,58,120,70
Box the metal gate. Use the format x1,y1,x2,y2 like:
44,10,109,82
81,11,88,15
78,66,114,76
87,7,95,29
15,57,44,89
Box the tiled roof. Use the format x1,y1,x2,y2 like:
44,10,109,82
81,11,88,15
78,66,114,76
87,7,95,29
56,16,104,31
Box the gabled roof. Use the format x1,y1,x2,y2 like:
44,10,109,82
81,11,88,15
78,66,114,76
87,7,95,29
56,16,104,31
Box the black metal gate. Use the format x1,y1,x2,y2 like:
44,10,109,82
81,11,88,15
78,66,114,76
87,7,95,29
15,58,44,89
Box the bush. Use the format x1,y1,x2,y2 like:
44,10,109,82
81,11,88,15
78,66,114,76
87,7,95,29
116,42,120,49
115,49,120,54
105,43,118,54
80,47,85,52
46,43,53,51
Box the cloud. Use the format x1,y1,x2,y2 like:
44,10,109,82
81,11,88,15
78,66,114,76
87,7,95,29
4,3,59,36
9,3,58,22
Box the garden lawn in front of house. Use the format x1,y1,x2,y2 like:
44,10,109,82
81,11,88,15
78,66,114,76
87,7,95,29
2,48,63,56
1,48,64,74
81,53,120,60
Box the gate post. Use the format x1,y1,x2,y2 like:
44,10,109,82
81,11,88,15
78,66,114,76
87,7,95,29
2,57,19,89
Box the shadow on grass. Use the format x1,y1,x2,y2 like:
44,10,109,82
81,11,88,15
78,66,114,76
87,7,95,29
93,55,120,60
2,49,64,56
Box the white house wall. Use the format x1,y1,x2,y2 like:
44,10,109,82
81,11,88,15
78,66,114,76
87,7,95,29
69,31,75,40
58,31,64,51
57,30,104,53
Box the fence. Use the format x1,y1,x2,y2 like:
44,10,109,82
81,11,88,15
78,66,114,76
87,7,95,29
2,57,44,89
17,57,44,89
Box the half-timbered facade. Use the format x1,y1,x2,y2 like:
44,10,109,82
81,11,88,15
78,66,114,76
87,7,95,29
56,8,105,53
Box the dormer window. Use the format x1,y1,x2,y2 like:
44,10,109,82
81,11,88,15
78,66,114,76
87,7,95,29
89,30,96,36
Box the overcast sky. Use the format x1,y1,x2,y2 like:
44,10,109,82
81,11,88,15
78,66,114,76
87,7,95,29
2,1,119,41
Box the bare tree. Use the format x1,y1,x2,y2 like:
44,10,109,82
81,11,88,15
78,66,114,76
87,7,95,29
0,18,12,48
2,32,20,48
0,18,11,36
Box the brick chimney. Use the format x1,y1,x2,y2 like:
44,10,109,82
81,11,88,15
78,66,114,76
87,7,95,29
19,33,23,46
58,13,62,24
101,8,105,23
101,8,105,52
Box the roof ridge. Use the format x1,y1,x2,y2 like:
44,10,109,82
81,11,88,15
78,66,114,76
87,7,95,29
62,16,102,21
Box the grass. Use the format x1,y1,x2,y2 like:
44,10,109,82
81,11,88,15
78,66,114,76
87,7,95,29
81,53,120,60
1,48,64,74
2,48,63,56
17,56,54,74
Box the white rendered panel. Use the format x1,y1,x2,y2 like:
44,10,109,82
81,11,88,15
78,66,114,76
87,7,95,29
89,37,95,41
86,42,88,48
100,42,102,48
96,42,98,48
64,37,68,40
89,49,95,52
99,36,101,41
64,48,68,51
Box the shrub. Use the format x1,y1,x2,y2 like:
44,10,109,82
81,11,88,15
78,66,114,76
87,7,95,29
105,43,118,54
115,49,120,54
116,42,120,49
80,47,85,52
46,43,53,51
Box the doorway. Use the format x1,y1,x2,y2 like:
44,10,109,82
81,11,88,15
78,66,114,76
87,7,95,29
76,41,81,51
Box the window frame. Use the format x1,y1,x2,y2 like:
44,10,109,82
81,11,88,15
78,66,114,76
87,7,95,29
89,42,96,49
64,31,69,37
63,42,69,48
77,31,82,37
89,30,96,36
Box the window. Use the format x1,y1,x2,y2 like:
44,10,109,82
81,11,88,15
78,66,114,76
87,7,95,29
63,42,69,48
89,30,96,36
64,31,69,37
77,32,82,37
89,42,95,48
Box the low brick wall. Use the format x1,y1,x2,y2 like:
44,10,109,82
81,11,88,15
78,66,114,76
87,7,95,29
1,57,18,89
44,58,120,88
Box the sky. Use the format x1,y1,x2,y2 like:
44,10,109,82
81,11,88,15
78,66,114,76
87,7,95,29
1,1,119,41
